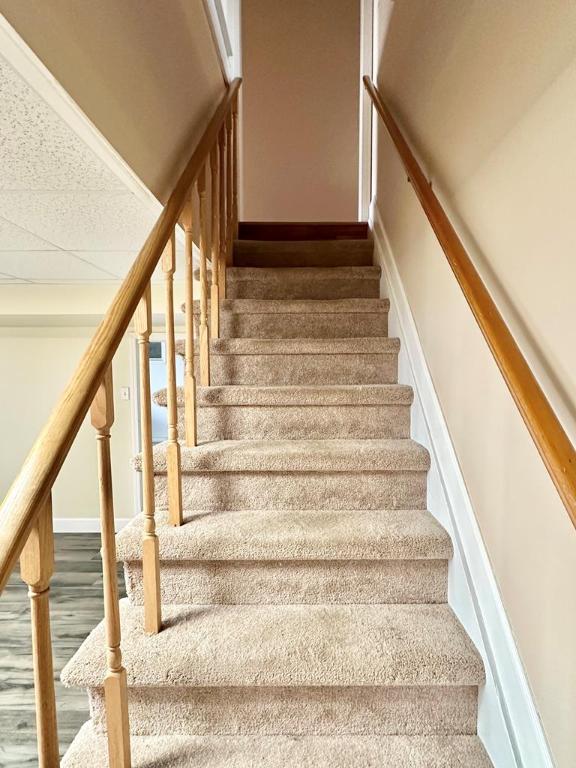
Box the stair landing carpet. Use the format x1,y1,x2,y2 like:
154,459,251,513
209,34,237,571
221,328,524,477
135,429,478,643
61,238,493,766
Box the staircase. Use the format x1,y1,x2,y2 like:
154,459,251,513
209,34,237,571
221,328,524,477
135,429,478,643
61,238,492,766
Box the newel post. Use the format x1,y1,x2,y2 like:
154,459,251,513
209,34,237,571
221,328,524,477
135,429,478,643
90,367,131,767
134,284,162,634
20,494,59,768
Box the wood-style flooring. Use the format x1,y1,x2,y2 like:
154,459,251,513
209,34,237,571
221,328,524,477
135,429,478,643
0,533,125,767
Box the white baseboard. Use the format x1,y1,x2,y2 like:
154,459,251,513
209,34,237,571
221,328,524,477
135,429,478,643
54,518,131,533
370,202,553,768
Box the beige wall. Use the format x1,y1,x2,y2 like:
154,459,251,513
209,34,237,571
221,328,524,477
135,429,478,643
0,282,190,522
373,2,576,766
0,0,225,201
0,325,135,522
241,0,360,221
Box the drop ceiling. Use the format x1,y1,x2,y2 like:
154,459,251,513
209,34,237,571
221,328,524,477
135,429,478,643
0,52,180,284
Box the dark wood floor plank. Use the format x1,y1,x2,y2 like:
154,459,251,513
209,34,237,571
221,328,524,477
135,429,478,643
0,533,125,767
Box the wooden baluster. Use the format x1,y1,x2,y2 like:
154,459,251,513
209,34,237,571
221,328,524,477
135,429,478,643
20,494,59,768
162,233,183,526
210,145,220,338
134,284,161,634
90,368,131,768
232,95,239,240
182,200,198,447
218,127,227,300
226,111,233,265
197,165,211,386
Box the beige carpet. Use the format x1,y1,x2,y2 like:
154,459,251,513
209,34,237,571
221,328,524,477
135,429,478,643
63,723,492,767
199,264,382,299
175,336,400,386
61,240,493,766
186,297,390,338
155,384,413,441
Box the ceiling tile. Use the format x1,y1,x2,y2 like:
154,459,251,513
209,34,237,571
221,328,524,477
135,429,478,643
71,248,188,283
0,56,125,192
0,191,158,251
0,272,27,283
70,251,139,278
0,251,117,281
0,215,58,250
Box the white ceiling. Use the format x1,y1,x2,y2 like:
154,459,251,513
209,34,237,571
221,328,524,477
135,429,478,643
0,52,181,284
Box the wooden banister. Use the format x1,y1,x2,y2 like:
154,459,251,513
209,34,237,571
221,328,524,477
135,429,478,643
363,75,576,528
0,77,241,595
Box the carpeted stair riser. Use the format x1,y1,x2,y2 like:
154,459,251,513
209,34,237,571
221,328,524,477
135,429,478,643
218,266,381,300
62,726,493,768
117,507,450,605
192,351,397,385
139,439,430,512
188,298,390,338
195,403,410,440
61,601,484,738
155,384,413,441
61,233,493,766
233,239,374,267
87,683,478,737
212,309,389,339
154,471,427,512
221,311,387,338
175,338,400,386
124,558,448,605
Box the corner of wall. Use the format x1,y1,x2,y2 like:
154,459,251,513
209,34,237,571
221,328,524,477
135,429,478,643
369,199,554,768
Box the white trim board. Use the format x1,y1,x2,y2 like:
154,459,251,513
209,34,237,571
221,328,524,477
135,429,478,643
53,518,131,533
202,0,242,83
370,203,553,768
358,0,374,220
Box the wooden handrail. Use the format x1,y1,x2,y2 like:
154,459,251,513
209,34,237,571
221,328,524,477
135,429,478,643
363,76,576,529
0,78,242,594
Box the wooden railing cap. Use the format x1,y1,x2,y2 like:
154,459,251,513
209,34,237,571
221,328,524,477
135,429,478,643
363,76,576,530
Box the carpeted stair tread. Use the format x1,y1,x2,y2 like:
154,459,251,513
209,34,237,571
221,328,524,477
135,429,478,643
59,237,492,762
176,337,400,385
183,298,390,338
154,383,413,408
198,265,381,282
233,239,374,267
175,336,399,356
228,265,381,279
184,298,390,314
62,722,492,767
134,438,430,473
116,508,452,562
197,266,381,299
61,601,484,689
